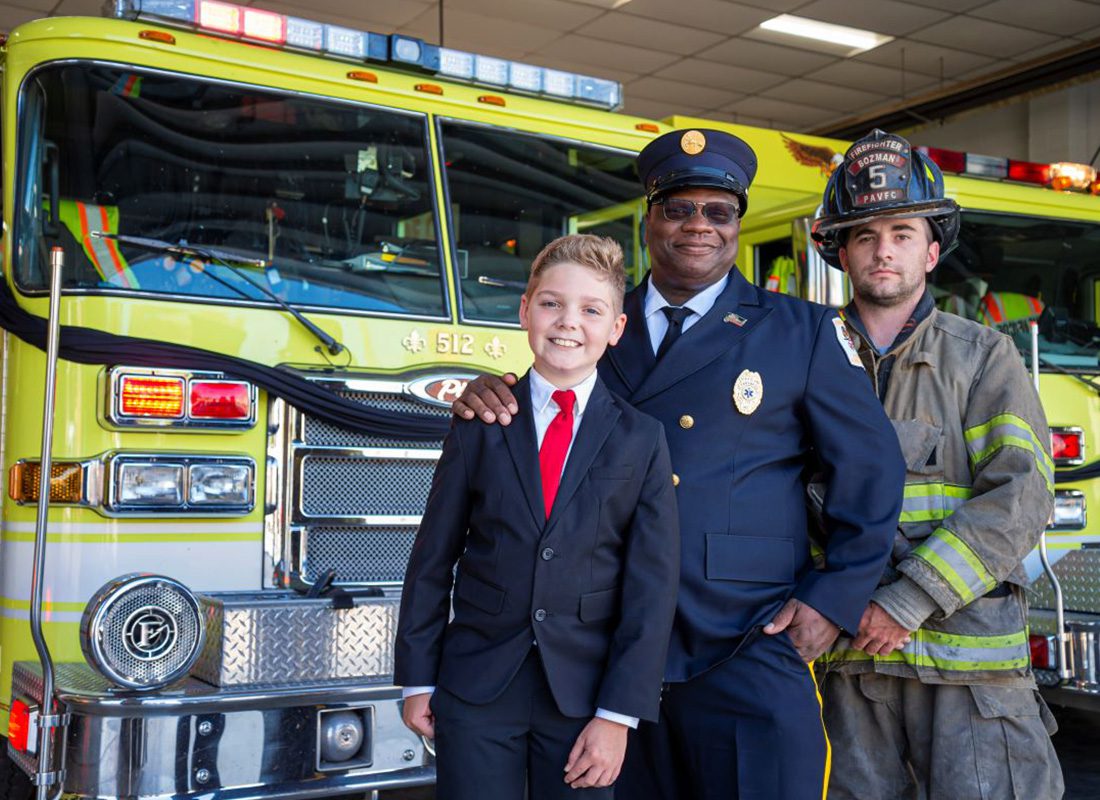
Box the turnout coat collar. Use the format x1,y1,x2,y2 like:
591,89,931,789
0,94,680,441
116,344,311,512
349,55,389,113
500,372,621,532
606,269,773,404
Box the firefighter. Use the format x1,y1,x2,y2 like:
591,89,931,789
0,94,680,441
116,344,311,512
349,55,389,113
812,129,1064,800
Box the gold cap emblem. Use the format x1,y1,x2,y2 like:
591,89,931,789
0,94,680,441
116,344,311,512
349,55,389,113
680,130,706,155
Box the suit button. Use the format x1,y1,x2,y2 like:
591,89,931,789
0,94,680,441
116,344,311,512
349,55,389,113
534,609,548,622
541,547,555,561
679,415,694,429
672,473,680,487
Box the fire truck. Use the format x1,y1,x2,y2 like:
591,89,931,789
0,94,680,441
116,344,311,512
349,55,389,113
0,1,1099,797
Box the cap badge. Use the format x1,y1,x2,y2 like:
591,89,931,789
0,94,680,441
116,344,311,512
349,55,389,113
723,313,748,327
680,130,706,156
732,369,763,415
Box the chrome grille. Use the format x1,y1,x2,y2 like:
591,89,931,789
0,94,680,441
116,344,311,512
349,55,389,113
302,526,419,583
283,379,450,587
300,455,437,517
303,390,450,449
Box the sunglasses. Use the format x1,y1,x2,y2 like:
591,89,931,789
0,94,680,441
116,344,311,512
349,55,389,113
654,198,740,225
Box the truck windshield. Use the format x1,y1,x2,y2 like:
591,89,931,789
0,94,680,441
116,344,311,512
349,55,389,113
932,211,1100,367
15,63,447,318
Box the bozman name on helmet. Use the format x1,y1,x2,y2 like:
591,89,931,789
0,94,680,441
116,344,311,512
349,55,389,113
123,605,178,660
848,139,905,158
849,152,908,175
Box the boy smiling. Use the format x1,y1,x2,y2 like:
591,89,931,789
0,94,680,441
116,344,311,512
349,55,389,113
395,235,679,799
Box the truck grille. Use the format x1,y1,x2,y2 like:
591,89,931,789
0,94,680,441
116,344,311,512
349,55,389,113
283,382,449,587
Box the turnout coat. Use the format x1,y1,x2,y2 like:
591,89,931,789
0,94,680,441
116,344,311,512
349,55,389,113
599,270,905,681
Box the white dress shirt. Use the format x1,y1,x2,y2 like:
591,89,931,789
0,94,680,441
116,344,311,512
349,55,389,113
643,272,729,354
402,367,638,728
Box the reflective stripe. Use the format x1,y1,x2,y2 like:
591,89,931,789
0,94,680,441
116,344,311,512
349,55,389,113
65,201,137,288
980,293,1005,324
911,527,996,604
822,628,1030,672
964,413,1054,491
1027,295,1044,315
900,482,972,523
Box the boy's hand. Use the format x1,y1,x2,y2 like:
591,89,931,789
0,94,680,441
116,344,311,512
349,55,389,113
453,373,519,425
563,717,628,789
401,692,435,738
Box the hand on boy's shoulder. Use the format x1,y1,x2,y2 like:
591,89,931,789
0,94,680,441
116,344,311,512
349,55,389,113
453,372,519,425
563,716,629,789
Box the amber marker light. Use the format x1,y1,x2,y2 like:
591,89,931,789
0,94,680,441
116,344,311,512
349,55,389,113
9,461,86,504
347,70,378,83
139,30,177,44
415,83,444,95
119,375,186,418
478,95,506,106
635,123,660,133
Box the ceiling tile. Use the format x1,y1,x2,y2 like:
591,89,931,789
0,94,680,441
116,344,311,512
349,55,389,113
531,33,682,73
762,78,887,113
619,0,773,37
734,0,813,12
259,0,381,31
51,0,102,15
660,58,787,94
966,0,1100,36
909,16,1058,58
723,95,837,126
262,0,430,29
854,38,997,78
442,0,605,31
699,37,840,76
795,0,950,36
525,52,640,83
894,0,989,9
6,0,54,12
578,12,728,55
810,58,939,98
422,9,566,53
622,97,706,120
1012,39,1090,63
626,76,746,109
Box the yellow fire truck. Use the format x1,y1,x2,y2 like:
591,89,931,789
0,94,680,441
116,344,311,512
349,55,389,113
1,1,1099,797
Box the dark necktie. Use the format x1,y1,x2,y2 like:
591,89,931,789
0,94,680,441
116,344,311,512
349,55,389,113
656,306,692,361
539,389,575,519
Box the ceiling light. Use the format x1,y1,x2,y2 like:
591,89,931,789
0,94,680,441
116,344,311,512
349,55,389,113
756,14,892,56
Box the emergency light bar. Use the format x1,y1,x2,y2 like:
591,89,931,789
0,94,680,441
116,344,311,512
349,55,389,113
113,0,623,110
918,145,1100,195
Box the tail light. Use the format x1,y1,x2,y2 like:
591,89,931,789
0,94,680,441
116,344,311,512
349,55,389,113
1029,634,1056,670
8,699,35,753
1050,426,1084,466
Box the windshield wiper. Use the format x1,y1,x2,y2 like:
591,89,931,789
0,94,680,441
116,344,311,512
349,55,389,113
92,232,346,356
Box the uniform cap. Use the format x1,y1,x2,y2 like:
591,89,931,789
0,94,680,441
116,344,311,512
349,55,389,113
637,129,758,215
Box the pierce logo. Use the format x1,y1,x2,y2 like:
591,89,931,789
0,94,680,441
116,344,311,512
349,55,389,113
122,606,177,660
407,374,475,407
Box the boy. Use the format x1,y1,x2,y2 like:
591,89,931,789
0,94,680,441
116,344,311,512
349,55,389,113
395,234,680,799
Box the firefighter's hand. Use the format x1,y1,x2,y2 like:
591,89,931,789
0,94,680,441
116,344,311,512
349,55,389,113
452,373,519,425
563,717,628,789
764,598,840,661
401,691,435,738
851,602,912,656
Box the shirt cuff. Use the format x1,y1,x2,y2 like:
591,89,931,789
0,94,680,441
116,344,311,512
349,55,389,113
872,576,941,631
401,686,435,699
595,708,639,729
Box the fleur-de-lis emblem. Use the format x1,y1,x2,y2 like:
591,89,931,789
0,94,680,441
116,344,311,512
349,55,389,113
403,330,426,354
484,336,507,360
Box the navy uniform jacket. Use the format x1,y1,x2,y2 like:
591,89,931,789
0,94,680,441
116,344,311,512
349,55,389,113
395,373,680,722
600,271,904,681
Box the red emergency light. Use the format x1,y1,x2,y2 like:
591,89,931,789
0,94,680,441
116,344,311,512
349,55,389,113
8,699,31,753
1050,427,1084,465
1028,634,1054,670
189,380,252,420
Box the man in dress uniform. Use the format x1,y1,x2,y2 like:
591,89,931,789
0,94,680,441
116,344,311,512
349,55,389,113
812,129,1064,799
454,128,906,799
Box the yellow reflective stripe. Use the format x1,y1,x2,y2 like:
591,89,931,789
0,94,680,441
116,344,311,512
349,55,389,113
821,629,1029,672
964,413,1054,491
899,483,973,523
911,527,996,604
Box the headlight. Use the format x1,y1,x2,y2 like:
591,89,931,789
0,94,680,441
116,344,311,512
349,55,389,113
189,463,251,506
107,454,254,514
1051,490,1086,530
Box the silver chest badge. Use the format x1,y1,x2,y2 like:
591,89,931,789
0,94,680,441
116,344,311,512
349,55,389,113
733,370,763,415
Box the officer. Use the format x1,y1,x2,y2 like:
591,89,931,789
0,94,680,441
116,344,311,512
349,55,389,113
454,128,905,800
812,129,1064,799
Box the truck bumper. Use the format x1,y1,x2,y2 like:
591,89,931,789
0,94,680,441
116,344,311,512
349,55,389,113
10,661,434,799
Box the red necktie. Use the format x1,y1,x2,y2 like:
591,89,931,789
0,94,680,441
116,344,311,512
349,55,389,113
539,389,575,519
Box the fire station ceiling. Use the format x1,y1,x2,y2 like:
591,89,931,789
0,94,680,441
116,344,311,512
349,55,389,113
9,0,1100,134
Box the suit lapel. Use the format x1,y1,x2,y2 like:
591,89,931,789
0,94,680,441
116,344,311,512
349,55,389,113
545,378,620,533
631,272,774,405
499,374,545,528
603,283,655,395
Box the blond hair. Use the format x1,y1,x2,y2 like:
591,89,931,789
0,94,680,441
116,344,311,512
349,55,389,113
526,234,626,312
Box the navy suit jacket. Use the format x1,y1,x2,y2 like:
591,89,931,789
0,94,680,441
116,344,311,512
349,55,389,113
600,271,904,681
395,373,680,722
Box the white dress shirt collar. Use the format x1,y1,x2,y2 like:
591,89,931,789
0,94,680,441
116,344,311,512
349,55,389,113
643,272,729,323
528,366,598,417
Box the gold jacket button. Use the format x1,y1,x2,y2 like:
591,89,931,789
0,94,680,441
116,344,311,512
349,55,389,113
679,415,694,429
672,473,680,487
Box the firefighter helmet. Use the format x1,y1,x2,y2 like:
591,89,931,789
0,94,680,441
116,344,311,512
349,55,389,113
812,129,960,268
